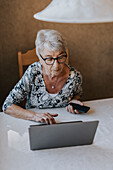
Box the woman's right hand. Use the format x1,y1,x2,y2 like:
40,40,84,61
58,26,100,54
34,112,58,124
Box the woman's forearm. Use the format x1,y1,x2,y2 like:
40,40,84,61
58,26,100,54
4,104,36,121
4,104,58,124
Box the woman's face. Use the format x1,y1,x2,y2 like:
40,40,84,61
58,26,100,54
40,49,66,78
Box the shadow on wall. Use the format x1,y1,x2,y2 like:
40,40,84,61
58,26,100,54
1,0,113,109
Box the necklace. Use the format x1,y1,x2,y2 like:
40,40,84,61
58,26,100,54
52,85,55,89
51,80,57,89
51,77,59,89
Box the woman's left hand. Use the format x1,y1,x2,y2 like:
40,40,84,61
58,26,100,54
66,99,84,114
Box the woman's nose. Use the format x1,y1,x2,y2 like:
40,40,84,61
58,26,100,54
53,59,59,68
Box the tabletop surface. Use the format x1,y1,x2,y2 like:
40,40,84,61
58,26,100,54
0,98,113,170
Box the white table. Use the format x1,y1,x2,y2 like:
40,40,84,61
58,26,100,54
0,98,113,170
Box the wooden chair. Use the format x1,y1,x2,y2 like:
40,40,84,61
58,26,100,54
18,48,39,79
18,48,69,79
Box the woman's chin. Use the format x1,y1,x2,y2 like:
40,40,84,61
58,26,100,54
46,69,62,78
51,71,61,77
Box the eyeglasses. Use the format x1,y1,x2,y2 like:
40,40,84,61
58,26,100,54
39,53,67,65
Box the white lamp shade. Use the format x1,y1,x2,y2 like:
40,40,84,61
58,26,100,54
34,0,113,23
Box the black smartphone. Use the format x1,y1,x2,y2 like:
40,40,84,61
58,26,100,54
68,103,90,113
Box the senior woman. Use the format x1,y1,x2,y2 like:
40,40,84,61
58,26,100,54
2,29,83,124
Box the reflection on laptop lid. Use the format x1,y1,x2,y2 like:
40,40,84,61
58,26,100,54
29,120,99,150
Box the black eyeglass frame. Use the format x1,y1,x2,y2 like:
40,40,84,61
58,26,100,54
39,53,67,65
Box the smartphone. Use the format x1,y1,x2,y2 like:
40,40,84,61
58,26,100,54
68,103,90,113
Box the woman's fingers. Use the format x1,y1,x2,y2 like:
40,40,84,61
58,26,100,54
66,99,84,114
47,113,57,124
74,109,79,114
45,118,50,124
40,118,45,123
66,105,80,114
66,105,71,112
71,106,77,114
45,113,55,124
38,112,58,124
66,105,77,114
49,113,58,117
69,105,75,114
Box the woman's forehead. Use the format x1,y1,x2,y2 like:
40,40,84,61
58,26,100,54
42,49,65,56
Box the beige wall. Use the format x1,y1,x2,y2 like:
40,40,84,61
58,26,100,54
1,0,113,109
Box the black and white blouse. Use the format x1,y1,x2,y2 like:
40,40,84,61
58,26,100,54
2,61,82,111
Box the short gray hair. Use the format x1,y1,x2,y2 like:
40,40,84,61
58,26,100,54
35,29,67,56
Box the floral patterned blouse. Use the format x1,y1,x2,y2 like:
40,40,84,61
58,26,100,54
2,61,82,111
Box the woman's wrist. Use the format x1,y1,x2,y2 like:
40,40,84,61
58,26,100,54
74,95,80,100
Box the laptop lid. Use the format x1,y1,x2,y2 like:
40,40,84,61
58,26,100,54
29,120,99,150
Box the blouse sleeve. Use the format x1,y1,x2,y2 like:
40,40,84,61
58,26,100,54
2,65,32,112
74,71,83,97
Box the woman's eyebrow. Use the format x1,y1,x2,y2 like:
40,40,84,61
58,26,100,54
59,51,66,55
45,55,52,57
45,51,66,57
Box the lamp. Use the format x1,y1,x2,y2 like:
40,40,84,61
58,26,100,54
34,0,113,23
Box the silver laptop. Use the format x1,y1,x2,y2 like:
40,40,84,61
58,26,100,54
29,120,99,150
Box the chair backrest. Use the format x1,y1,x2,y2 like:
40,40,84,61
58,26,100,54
18,48,38,79
18,48,69,79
